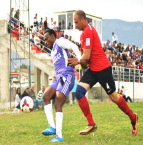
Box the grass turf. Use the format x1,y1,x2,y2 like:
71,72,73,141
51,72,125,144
0,102,143,145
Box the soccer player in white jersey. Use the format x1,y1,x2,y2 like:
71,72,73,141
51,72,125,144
42,29,81,142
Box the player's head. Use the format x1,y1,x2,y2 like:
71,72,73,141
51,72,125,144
74,10,87,31
44,29,56,49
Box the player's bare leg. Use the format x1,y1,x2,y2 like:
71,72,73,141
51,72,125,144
42,87,56,136
109,91,138,135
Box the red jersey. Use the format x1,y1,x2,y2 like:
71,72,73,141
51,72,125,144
80,23,111,71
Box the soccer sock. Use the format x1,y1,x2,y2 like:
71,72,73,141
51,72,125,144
44,104,56,128
117,96,135,122
56,112,63,138
78,96,95,125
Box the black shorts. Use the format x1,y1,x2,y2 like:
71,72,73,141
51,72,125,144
80,66,116,95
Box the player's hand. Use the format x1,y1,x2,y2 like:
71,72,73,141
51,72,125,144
80,59,89,68
68,58,79,66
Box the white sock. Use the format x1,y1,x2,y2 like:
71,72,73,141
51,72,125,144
56,112,63,138
44,104,55,128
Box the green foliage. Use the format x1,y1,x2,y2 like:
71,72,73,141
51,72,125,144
20,64,28,69
0,102,143,145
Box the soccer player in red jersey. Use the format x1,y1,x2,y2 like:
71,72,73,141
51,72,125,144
68,10,138,136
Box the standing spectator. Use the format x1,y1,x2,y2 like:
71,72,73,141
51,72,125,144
50,17,54,29
10,8,14,18
14,9,20,20
34,13,38,27
39,17,43,27
44,17,49,30
30,85,38,110
112,32,118,43
36,86,45,108
15,88,21,109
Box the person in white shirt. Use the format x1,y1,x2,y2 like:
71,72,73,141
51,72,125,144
112,32,118,43
15,88,21,109
34,32,41,49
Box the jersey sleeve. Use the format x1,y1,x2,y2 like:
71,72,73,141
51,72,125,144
57,38,81,61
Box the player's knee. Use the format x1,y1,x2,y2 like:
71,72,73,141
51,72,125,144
75,85,87,100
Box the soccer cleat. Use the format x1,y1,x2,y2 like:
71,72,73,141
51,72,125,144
42,127,56,136
131,113,138,135
80,124,97,135
50,135,64,142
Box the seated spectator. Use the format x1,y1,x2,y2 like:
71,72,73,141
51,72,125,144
21,88,29,99
32,24,39,33
30,34,34,44
120,86,132,102
34,32,41,49
15,88,21,109
52,21,57,31
30,85,38,110
36,86,45,108
22,26,28,39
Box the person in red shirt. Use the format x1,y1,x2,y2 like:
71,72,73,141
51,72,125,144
68,10,138,136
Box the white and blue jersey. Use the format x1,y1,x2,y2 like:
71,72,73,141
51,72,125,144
50,37,81,98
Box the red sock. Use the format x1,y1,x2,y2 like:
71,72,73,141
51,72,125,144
78,96,95,125
117,96,135,122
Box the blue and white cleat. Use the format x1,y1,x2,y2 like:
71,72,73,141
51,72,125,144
42,127,56,136
50,135,64,142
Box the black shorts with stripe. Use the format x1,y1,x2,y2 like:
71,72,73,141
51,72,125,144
80,66,116,95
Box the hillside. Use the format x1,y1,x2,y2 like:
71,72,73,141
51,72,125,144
102,19,143,48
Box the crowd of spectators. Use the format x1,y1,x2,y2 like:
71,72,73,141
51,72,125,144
103,37,143,82
8,10,143,81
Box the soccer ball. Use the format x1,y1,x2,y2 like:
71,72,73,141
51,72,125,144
20,96,34,113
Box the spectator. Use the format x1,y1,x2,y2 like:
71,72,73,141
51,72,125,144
121,86,132,102
65,34,68,39
49,17,54,29
112,32,118,43
10,8,14,18
52,21,57,31
39,17,43,27
44,17,49,30
30,85,38,110
61,31,64,37
15,88,21,109
32,24,39,33
69,36,72,41
14,9,20,20
21,88,29,99
33,13,38,27
36,86,45,108
34,32,41,49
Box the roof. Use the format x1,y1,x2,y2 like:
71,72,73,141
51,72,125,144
54,10,102,19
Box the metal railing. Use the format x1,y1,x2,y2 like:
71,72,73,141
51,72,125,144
112,66,143,83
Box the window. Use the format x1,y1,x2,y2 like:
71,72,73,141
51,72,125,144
58,14,66,30
67,13,73,29
96,20,101,36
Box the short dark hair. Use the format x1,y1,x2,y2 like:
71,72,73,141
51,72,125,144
75,10,86,20
45,29,56,38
